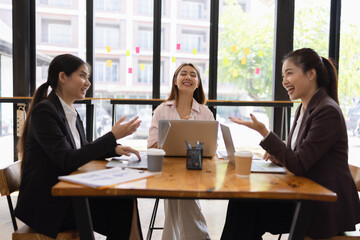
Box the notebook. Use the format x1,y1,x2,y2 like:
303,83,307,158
220,124,287,174
158,119,218,157
106,152,148,169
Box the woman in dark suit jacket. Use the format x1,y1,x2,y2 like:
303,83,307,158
221,48,360,239
15,54,142,239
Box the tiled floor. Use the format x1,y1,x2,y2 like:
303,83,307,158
0,194,286,240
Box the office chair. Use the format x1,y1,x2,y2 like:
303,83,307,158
279,164,360,240
0,160,79,240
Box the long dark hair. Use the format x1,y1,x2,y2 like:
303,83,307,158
282,48,339,104
166,63,206,105
17,54,87,165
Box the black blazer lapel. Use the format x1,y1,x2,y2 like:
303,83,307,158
76,114,88,147
292,88,328,150
48,92,77,149
287,105,301,148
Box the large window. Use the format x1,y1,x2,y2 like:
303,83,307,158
94,0,154,100
339,0,360,166
36,1,85,86
7,0,359,155
0,0,14,164
291,0,331,120
160,0,210,99
217,0,275,102
294,0,330,56
216,0,275,150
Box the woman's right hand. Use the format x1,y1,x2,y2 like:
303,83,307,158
111,116,141,140
229,114,269,137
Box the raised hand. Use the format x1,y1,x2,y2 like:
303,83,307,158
229,113,269,137
111,116,141,140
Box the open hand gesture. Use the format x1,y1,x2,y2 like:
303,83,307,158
229,113,269,137
111,116,141,139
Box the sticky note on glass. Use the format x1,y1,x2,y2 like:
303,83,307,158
231,45,236,52
140,64,145,71
172,57,176,62
241,57,246,65
233,69,238,77
255,68,261,74
224,58,229,65
177,43,181,50
245,48,250,55
106,60,112,67
128,68,132,74
192,49,197,55
126,50,130,56
136,47,140,53
259,50,264,57
106,46,111,52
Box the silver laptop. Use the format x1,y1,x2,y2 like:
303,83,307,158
220,124,236,164
220,124,287,174
159,119,218,157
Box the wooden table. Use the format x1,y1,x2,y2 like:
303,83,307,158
52,157,337,240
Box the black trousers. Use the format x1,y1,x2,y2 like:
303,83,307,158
60,197,139,240
221,200,295,240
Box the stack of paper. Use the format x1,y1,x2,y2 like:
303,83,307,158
58,167,154,189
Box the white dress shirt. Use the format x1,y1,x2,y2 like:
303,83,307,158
291,106,305,150
57,95,81,149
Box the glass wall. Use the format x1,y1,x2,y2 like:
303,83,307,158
291,0,331,120
93,0,155,145
5,0,359,155
0,0,14,165
35,0,86,86
216,0,275,151
293,0,330,56
160,0,210,99
339,0,360,166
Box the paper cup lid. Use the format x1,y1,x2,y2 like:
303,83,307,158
234,151,252,157
147,148,166,156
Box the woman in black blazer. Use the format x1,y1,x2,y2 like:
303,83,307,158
15,54,142,239
221,48,360,239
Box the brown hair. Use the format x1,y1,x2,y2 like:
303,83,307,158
282,48,338,104
17,54,88,168
166,63,206,105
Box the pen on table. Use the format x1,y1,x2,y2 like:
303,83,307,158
185,141,192,150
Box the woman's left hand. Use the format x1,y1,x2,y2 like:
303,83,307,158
263,151,282,166
115,146,141,160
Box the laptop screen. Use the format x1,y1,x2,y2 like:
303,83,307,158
158,119,218,157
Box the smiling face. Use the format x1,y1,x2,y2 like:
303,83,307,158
59,64,91,105
174,65,199,94
282,59,317,103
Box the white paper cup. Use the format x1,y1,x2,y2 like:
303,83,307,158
234,151,253,177
147,148,166,172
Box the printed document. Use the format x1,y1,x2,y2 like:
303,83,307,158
58,167,154,189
